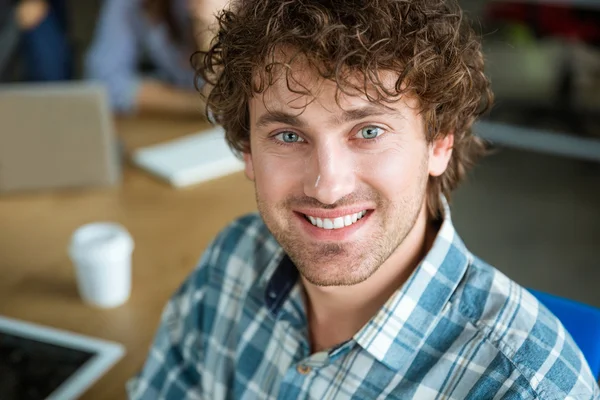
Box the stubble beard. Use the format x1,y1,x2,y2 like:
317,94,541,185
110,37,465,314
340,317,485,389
256,185,427,287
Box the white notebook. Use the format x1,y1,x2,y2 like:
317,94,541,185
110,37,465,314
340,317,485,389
132,126,245,187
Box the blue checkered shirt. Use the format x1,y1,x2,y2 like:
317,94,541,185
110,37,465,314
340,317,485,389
128,206,600,399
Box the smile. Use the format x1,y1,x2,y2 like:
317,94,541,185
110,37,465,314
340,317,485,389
304,210,368,230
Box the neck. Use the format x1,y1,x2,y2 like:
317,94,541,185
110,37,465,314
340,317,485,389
301,202,437,353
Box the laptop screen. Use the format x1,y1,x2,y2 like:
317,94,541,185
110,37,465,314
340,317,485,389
0,332,96,400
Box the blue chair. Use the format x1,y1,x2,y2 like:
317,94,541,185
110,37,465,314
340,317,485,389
529,289,600,379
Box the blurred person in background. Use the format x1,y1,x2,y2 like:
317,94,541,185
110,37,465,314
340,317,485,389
85,0,227,117
0,0,72,82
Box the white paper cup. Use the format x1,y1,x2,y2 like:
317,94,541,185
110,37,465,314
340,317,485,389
69,222,134,308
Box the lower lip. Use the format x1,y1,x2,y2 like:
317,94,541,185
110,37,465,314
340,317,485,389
295,211,371,241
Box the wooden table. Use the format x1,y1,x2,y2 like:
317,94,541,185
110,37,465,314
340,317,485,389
0,116,257,399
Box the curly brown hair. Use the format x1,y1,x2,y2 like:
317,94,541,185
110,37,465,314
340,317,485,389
195,0,493,219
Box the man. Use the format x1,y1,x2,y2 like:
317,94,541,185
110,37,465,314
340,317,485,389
129,0,600,398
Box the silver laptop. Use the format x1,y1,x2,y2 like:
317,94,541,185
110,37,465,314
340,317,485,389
0,82,121,193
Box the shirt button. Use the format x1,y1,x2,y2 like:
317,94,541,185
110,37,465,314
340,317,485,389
296,364,311,375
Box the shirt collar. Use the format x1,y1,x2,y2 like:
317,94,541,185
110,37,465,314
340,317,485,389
354,197,470,371
260,197,471,369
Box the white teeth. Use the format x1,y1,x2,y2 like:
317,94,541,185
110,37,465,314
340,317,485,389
333,217,344,229
306,210,368,230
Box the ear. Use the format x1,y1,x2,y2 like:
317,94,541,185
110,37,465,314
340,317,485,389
243,152,255,181
428,133,454,177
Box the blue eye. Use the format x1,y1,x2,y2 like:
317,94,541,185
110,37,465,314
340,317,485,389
275,131,304,143
358,126,384,139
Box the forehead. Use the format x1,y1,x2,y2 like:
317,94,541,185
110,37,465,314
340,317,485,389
250,53,416,115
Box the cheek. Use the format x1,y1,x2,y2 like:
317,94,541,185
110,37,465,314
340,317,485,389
355,147,425,195
253,152,306,200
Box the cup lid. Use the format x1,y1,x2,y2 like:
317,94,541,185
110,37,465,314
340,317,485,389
69,222,134,257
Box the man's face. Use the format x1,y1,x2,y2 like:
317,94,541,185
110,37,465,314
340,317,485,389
245,66,451,287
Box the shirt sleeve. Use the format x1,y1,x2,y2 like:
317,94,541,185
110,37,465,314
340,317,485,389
84,0,142,114
0,8,20,78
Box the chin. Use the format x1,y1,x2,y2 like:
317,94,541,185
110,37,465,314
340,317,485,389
300,271,374,287
295,257,378,287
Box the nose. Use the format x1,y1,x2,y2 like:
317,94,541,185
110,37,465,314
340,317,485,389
303,140,356,205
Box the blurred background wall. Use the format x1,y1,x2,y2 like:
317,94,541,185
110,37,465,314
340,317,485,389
457,0,600,307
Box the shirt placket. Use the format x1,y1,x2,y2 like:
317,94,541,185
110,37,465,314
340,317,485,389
278,351,329,399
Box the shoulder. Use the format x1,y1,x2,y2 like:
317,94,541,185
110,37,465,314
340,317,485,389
452,256,599,399
160,213,280,347
184,213,281,295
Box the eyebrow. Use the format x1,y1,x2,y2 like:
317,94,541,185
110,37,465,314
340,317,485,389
333,105,401,125
255,110,307,129
255,104,403,129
